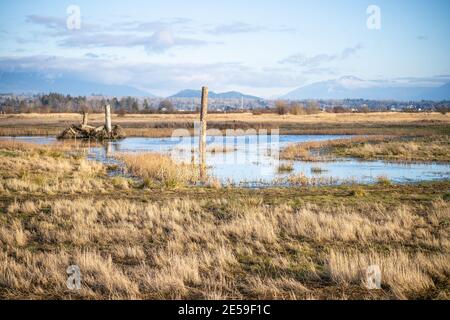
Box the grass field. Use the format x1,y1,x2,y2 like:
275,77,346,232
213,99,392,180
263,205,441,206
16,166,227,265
0,140,449,300
1,112,449,137
281,135,450,162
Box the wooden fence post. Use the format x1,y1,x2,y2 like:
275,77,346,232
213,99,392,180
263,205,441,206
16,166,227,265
199,86,208,179
105,105,112,134
82,112,88,126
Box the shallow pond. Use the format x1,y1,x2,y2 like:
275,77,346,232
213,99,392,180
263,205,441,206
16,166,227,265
2,135,449,186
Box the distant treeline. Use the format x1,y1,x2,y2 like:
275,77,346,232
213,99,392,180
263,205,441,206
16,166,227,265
0,93,155,114
0,93,449,114
0,93,214,114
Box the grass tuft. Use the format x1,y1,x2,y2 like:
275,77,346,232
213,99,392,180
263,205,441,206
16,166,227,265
376,176,392,186
118,152,199,188
277,162,294,173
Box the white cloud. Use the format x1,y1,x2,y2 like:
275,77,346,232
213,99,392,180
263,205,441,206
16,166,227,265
280,44,364,67
0,55,305,97
1,55,447,97
206,22,295,35
23,15,293,54
24,15,210,53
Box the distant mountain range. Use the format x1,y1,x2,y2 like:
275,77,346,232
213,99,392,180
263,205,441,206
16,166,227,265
170,89,261,100
0,72,262,100
2,71,449,101
283,76,450,101
0,72,154,97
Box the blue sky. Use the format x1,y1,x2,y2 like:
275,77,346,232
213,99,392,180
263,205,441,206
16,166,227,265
0,0,449,97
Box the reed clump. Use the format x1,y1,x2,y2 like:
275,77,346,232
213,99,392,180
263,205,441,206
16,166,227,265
277,162,294,173
376,176,392,186
118,153,199,188
311,166,326,174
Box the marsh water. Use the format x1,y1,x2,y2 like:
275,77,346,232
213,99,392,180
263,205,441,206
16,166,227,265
3,135,449,186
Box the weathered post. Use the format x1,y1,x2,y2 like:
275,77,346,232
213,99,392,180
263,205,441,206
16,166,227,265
104,105,112,134
82,111,88,126
199,86,208,179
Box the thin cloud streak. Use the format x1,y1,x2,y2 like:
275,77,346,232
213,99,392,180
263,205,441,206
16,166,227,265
280,44,364,67
206,22,294,35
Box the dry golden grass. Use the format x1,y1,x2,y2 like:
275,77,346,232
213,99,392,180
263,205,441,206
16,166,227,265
118,152,199,188
275,173,340,186
277,162,294,173
281,135,390,161
327,249,449,299
281,135,450,162
1,112,449,137
2,112,449,124
334,135,450,162
0,196,448,299
0,141,113,196
376,176,392,186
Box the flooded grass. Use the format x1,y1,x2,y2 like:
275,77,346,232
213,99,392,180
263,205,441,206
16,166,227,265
376,175,392,186
206,145,238,153
281,135,391,161
277,173,340,186
117,152,200,188
277,162,294,173
3,134,449,186
282,135,450,163
333,135,450,162
311,166,326,174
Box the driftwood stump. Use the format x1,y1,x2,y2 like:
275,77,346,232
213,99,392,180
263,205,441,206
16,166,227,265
58,107,124,140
